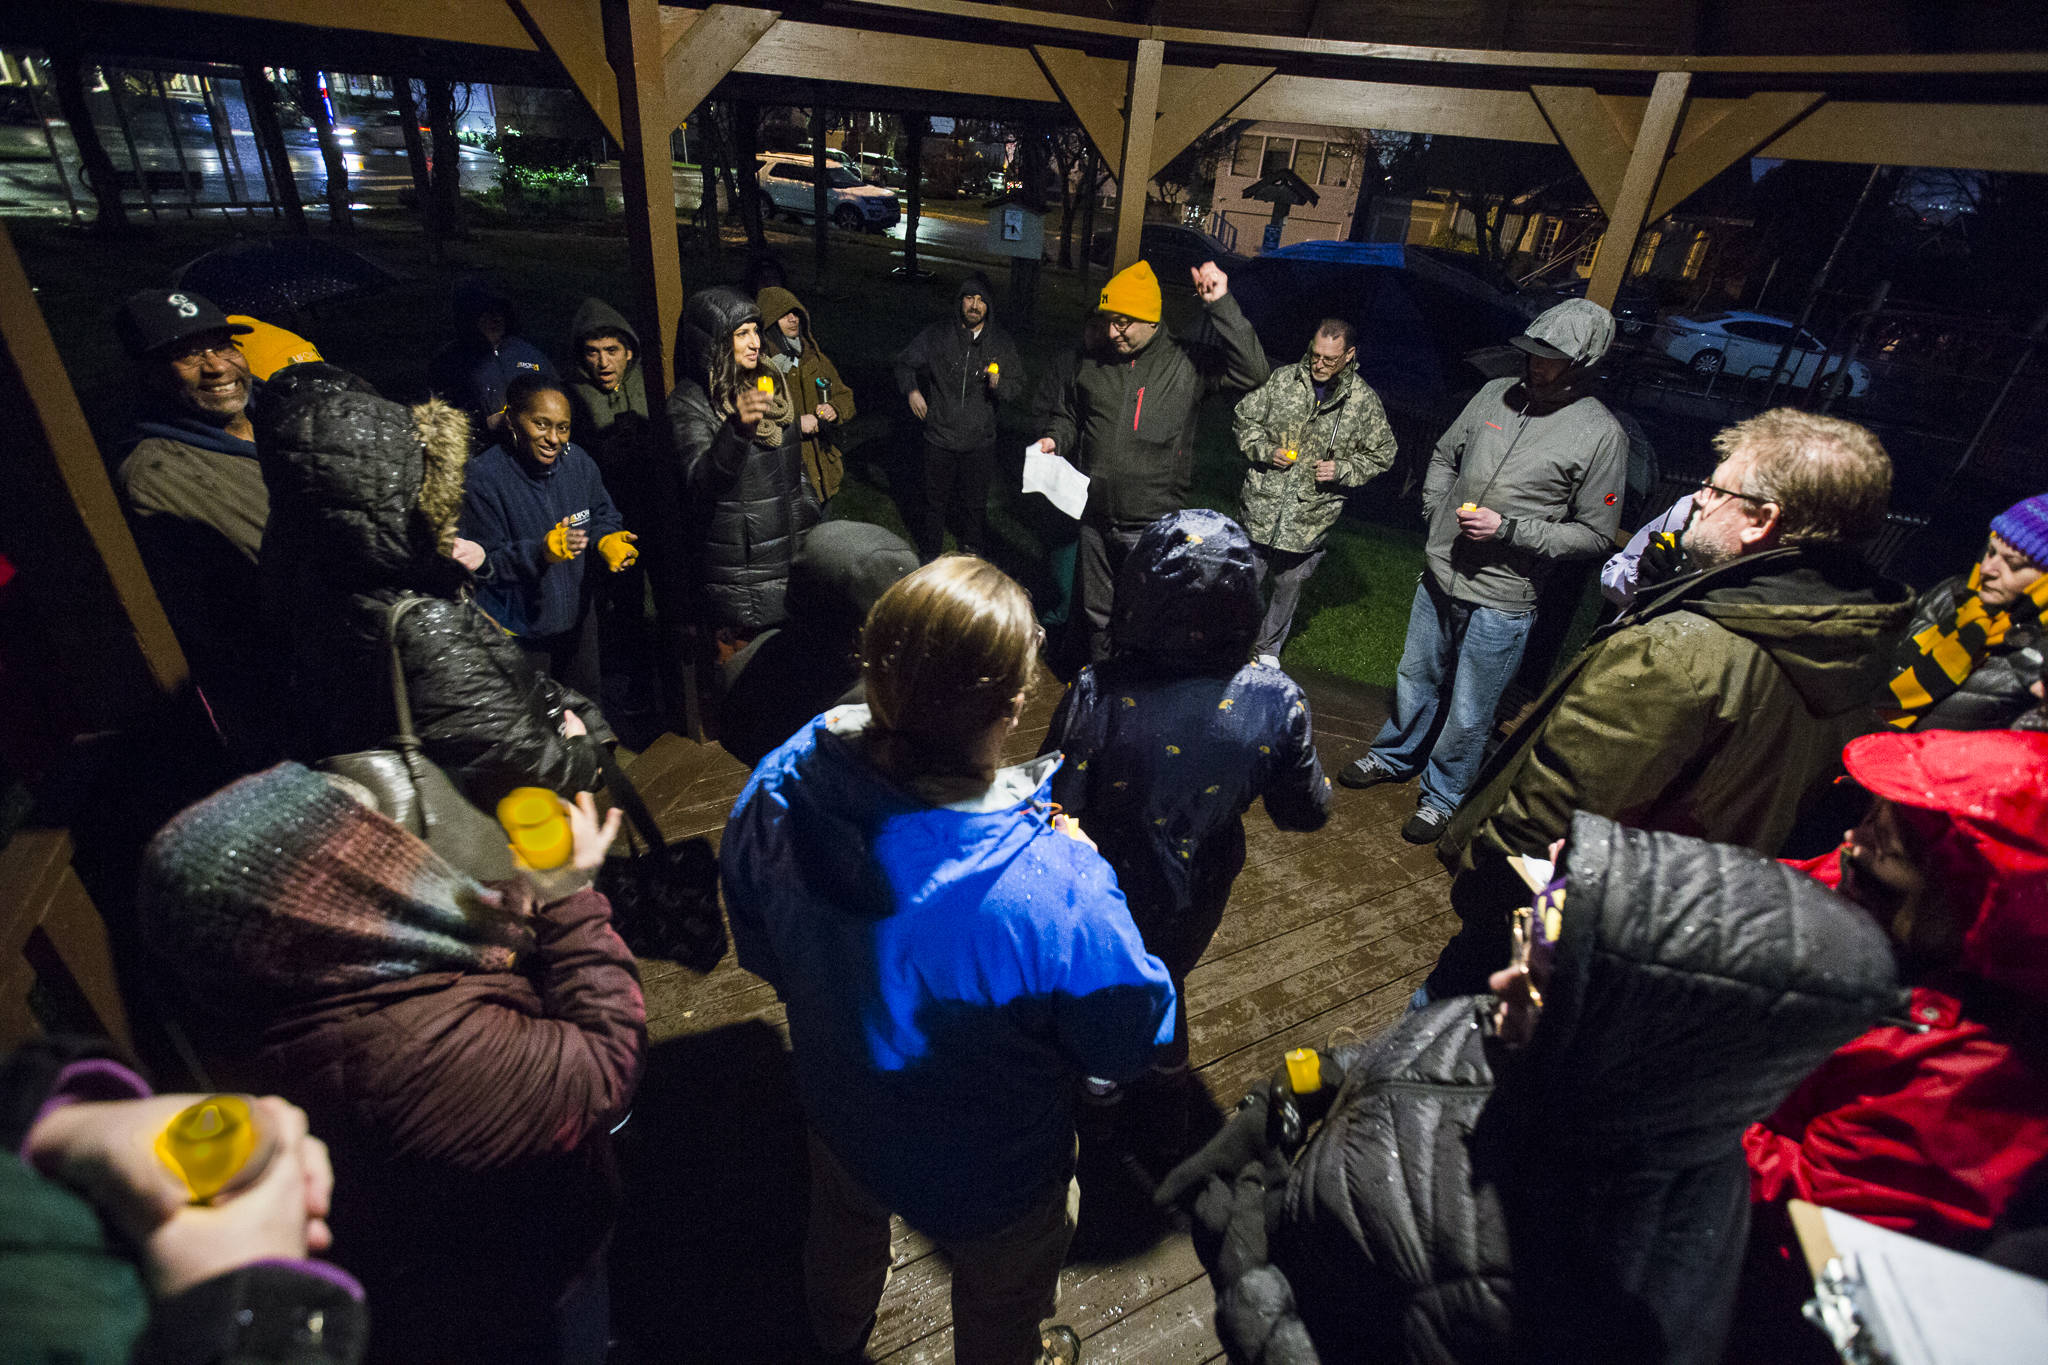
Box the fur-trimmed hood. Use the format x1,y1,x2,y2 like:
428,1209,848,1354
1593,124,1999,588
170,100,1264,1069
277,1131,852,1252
259,378,474,595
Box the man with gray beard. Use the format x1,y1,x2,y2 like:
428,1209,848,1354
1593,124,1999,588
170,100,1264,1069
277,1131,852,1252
1424,407,1915,999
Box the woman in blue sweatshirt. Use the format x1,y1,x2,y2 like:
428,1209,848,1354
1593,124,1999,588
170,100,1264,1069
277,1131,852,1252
460,374,635,698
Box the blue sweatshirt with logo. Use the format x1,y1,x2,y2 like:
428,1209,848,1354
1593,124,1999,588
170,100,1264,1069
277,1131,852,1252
459,441,624,638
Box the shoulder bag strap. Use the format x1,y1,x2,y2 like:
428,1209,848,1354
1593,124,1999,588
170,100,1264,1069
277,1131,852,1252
383,594,429,749
590,740,665,853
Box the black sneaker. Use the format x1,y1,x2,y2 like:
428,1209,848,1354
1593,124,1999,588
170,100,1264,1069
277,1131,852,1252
1338,757,1399,790
1401,804,1450,845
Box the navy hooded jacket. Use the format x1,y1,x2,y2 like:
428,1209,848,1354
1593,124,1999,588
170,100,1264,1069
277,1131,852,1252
1045,509,1332,932
459,440,623,638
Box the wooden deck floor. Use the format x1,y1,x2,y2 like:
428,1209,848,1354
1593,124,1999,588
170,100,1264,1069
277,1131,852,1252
606,667,1456,1364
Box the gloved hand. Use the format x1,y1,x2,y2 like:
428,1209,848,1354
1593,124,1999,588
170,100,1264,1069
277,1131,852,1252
1638,529,1692,589
545,521,578,564
1157,1082,1293,1291
598,531,639,571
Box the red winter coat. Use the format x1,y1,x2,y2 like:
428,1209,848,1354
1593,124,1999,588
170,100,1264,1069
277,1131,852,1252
1747,827,2048,1249
252,885,646,1362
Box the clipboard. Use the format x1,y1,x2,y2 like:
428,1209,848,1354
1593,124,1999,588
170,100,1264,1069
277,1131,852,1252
1789,1199,2048,1365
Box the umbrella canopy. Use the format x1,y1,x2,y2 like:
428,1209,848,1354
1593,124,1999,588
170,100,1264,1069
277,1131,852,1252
172,238,403,318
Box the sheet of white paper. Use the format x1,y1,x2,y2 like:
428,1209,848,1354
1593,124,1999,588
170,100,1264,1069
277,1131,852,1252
1023,445,1089,520
1820,1205,2048,1365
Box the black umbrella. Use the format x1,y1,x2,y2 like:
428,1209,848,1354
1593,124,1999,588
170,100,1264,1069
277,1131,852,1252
172,238,403,317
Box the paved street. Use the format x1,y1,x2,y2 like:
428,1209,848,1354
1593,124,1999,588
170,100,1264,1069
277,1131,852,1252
0,119,497,218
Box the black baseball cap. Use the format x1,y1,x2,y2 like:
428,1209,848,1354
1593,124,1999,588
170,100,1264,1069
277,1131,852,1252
117,288,251,359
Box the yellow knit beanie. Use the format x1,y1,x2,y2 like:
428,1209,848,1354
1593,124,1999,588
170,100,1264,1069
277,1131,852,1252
1098,260,1161,324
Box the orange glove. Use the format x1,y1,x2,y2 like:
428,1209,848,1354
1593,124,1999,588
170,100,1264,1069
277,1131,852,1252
598,531,639,571
545,521,577,563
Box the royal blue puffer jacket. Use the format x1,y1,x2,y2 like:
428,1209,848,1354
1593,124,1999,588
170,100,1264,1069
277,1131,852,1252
722,706,1177,1239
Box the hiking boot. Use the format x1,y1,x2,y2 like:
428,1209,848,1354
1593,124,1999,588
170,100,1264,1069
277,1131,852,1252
1401,803,1450,845
1338,756,1399,790
1036,1325,1081,1365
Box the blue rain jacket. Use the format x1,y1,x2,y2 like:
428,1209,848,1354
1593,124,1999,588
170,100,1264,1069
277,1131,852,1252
722,707,1176,1239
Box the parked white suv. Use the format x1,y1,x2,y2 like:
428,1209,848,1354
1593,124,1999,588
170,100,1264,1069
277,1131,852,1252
755,153,900,232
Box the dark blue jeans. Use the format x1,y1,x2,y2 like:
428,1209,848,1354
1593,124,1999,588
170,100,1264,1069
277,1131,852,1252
1365,576,1534,816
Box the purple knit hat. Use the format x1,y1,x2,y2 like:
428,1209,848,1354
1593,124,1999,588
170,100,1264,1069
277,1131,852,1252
1992,494,2048,567
141,763,535,1015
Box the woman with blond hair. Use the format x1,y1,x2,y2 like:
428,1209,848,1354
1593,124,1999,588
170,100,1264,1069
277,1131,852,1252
722,556,1175,1365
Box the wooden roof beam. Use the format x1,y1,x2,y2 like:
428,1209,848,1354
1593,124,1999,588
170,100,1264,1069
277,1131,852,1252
1585,71,1691,310
661,4,782,129
835,0,2048,77
96,0,541,53
1530,85,1635,214
1148,61,1274,177
1649,90,1823,220
509,0,623,142
1112,36,1163,274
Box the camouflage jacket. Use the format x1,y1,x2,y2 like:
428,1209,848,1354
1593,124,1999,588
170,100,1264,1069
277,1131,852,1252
1233,351,1396,554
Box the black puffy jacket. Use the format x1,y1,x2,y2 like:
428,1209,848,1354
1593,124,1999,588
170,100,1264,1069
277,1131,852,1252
667,286,819,632
259,380,608,804
1892,571,2044,732
1218,812,1901,1365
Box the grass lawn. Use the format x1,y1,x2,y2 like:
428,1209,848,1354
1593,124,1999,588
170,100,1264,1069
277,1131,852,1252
15,208,1421,691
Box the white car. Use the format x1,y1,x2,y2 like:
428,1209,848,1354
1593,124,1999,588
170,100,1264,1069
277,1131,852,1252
755,153,900,232
1659,309,1872,397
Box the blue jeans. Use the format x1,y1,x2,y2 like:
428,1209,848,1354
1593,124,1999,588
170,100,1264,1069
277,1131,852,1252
1365,576,1534,816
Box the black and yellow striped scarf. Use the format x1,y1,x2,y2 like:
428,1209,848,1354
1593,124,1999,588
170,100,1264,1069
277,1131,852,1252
1887,565,2048,728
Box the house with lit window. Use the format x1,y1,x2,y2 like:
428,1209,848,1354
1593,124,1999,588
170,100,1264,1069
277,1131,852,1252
1212,121,1753,303
1209,122,1370,252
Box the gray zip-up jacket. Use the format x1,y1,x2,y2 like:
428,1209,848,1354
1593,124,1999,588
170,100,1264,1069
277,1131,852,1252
1421,377,1626,612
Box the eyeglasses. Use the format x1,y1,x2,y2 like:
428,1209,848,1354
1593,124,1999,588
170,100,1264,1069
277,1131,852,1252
1697,477,1769,506
1105,315,1150,335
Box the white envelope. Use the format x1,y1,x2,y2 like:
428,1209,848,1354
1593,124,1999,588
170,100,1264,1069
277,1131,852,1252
1022,445,1090,520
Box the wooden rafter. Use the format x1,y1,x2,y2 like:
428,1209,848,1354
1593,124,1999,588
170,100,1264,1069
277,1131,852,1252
508,0,622,142
1585,70,1691,309
1530,85,1634,214
1033,45,1131,169
95,0,541,52
833,0,2048,77
660,4,783,129
1148,62,1274,177
1648,90,1822,220
1112,36,1164,273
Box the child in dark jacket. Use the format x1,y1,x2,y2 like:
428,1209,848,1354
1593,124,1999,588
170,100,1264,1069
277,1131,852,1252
460,374,635,699
1044,508,1332,1070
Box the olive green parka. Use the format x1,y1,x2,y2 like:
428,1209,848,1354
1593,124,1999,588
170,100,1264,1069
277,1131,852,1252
1441,543,1915,876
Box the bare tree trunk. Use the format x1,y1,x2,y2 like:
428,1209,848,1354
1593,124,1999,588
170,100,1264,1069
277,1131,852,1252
424,78,465,239
48,52,129,233
730,98,765,249
694,100,721,256
1079,148,1100,276
392,77,440,251
1054,141,1077,268
296,68,352,234
902,114,925,277
242,64,307,233
810,102,829,280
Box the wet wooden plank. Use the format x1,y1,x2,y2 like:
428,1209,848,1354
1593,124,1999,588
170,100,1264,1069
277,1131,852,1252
617,659,1443,1365
1074,1274,1224,1363
1198,959,1440,1110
